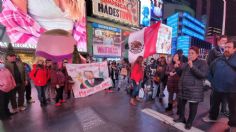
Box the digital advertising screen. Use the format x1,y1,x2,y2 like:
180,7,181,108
0,0,87,53
140,0,151,27
151,0,163,21
92,23,122,58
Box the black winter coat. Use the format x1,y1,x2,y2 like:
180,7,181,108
177,59,208,102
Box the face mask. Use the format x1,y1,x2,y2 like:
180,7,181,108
0,64,5,69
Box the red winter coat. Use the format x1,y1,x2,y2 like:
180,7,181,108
30,64,48,86
131,63,144,84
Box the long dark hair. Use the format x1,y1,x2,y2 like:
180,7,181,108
172,53,180,64
134,56,143,65
159,56,167,66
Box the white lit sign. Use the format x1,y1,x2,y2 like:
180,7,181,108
0,42,37,49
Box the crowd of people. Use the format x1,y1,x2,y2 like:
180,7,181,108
0,36,235,131
0,52,75,120
106,36,235,131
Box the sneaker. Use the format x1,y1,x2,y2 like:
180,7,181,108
60,100,66,103
221,111,230,117
108,90,113,93
202,116,217,123
19,106,26,111
55,102,61,107
27,99,35,104
12,108,18,114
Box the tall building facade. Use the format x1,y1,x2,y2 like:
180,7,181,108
192,0,236,36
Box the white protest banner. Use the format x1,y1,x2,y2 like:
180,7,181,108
66,61,113,98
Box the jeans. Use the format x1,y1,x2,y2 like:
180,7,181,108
152,83,159,99
35,85,46,104
159,82,166,97
131,80,141,98
10,84,25,109
25,81,32,101
118,75,128,89
56,86,64,103
0,90,11,119
209,91,236,127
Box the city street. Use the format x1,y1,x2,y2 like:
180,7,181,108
0,88,230,132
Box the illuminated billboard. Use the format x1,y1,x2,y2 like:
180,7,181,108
177,36,190,56
140,0,151,27
151,0,163,21
167,13,179,38
92,0,140,27
0,0,87,52
92,23,122,58
167,12,206,40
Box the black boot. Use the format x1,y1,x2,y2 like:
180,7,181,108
174,118,186,123
185,122,192,130
165,103,173,111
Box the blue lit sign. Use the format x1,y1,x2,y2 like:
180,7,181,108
167,13,179,21
183,13,206,29
182,27,204,40
167,13,179,38
177,36,190,56
92,23,121,32
182,18,205,35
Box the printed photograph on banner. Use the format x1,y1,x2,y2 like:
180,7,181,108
92,23,122,57
156,24,172,54
0,0,87,52
66,61,113,98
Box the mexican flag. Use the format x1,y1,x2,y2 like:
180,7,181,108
128,22,172,63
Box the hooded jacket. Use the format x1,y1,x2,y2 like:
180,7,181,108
29,64,48,86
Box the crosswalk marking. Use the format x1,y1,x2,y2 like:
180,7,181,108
142,108,204,132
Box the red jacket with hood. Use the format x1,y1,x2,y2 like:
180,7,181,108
30,64,49,86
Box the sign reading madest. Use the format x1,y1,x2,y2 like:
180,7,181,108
92,0,140,27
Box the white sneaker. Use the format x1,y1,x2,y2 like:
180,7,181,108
12,108,18,114
202,116,217,123
19,106,26,111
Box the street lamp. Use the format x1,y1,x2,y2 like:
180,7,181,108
222,0,226,35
